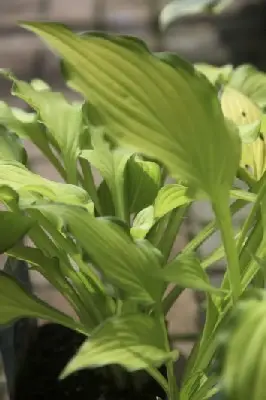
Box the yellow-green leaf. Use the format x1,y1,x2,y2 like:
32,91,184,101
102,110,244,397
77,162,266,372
27,203,164,305
0,160,89,206
0,211,33,253
229,64,266,109
80,131,132,221
163,253,226,295
0,126,27,163
62,314,177,377
221,86,265,180
0,271,81,331
131,206,155,239
154,184,195,219
21,22,240,202
0,72,82,184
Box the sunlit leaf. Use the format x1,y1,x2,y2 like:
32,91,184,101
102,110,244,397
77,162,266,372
0,185,18,208
7,244,112,328
126,157,161,214
221,86,262,126
221,86,265,180
7,245,69,295
220,295,266,400
0,126,27,163
62,314,177,377
163,253,225,295
159,0,217,30
0,71,82,184
21,23,240,202
27,203,164,305
30,78,50,91
131,206,155,239
0,271,81,331
0,101,67,178
80,131,132,221
154,184,195,219
195,64,233,86
229,65,266,109
237,121,261,144
0,211,33,253
0,160,89,206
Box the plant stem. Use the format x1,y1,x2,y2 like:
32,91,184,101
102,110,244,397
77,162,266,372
184,219,264,385
164,200,247,314
29,226,93,326
212,194,241,304
38,143,67,181
237,166,255,188
163,286,183,315
147,367,169,395
158,312,179,400
202,230,241,269
182,199,246,255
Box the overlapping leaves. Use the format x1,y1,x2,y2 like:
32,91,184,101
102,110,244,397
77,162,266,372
21,22,240,203
27,203,164,305
220,86,265,180
220,295,266,400
0,271,81,331
0,70,83,184
0,160,90,206
62,314,177,376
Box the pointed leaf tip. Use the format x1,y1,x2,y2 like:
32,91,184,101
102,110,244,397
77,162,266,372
19,23,240,200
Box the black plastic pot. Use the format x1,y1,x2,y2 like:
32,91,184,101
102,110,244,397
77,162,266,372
14,323,186,400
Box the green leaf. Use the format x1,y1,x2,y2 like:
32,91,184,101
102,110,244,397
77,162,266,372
0,271,82,331
127,157,161,214
237,120,261,144
97,180,115,216
182,294,219,395
221,296,266,400
0,126,27,163
21,23,240,201
30,78,51,91
6,245,70,296
80,131,132,221
62,314,177,377
0,102,67,179
131,206,155,239
230,189,256,203
229,65,266,109
221,86,262,125
154,184,195,219
0,73,82,184
159,0,217,30
163,253,225,295
261,114,266,134
28,203,164,305
0,211,33,253
195,64,233,86
6,244,112,327
0,185,19,208
221,86,265,180
0,101,62,166
0,160,90,206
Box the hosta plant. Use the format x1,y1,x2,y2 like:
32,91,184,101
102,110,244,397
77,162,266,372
159,0,234,31
0,21,266,400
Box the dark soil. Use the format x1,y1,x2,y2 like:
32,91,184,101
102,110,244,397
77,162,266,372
13,323,167,400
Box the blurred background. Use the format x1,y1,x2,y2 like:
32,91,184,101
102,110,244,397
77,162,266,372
0,0,266,398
